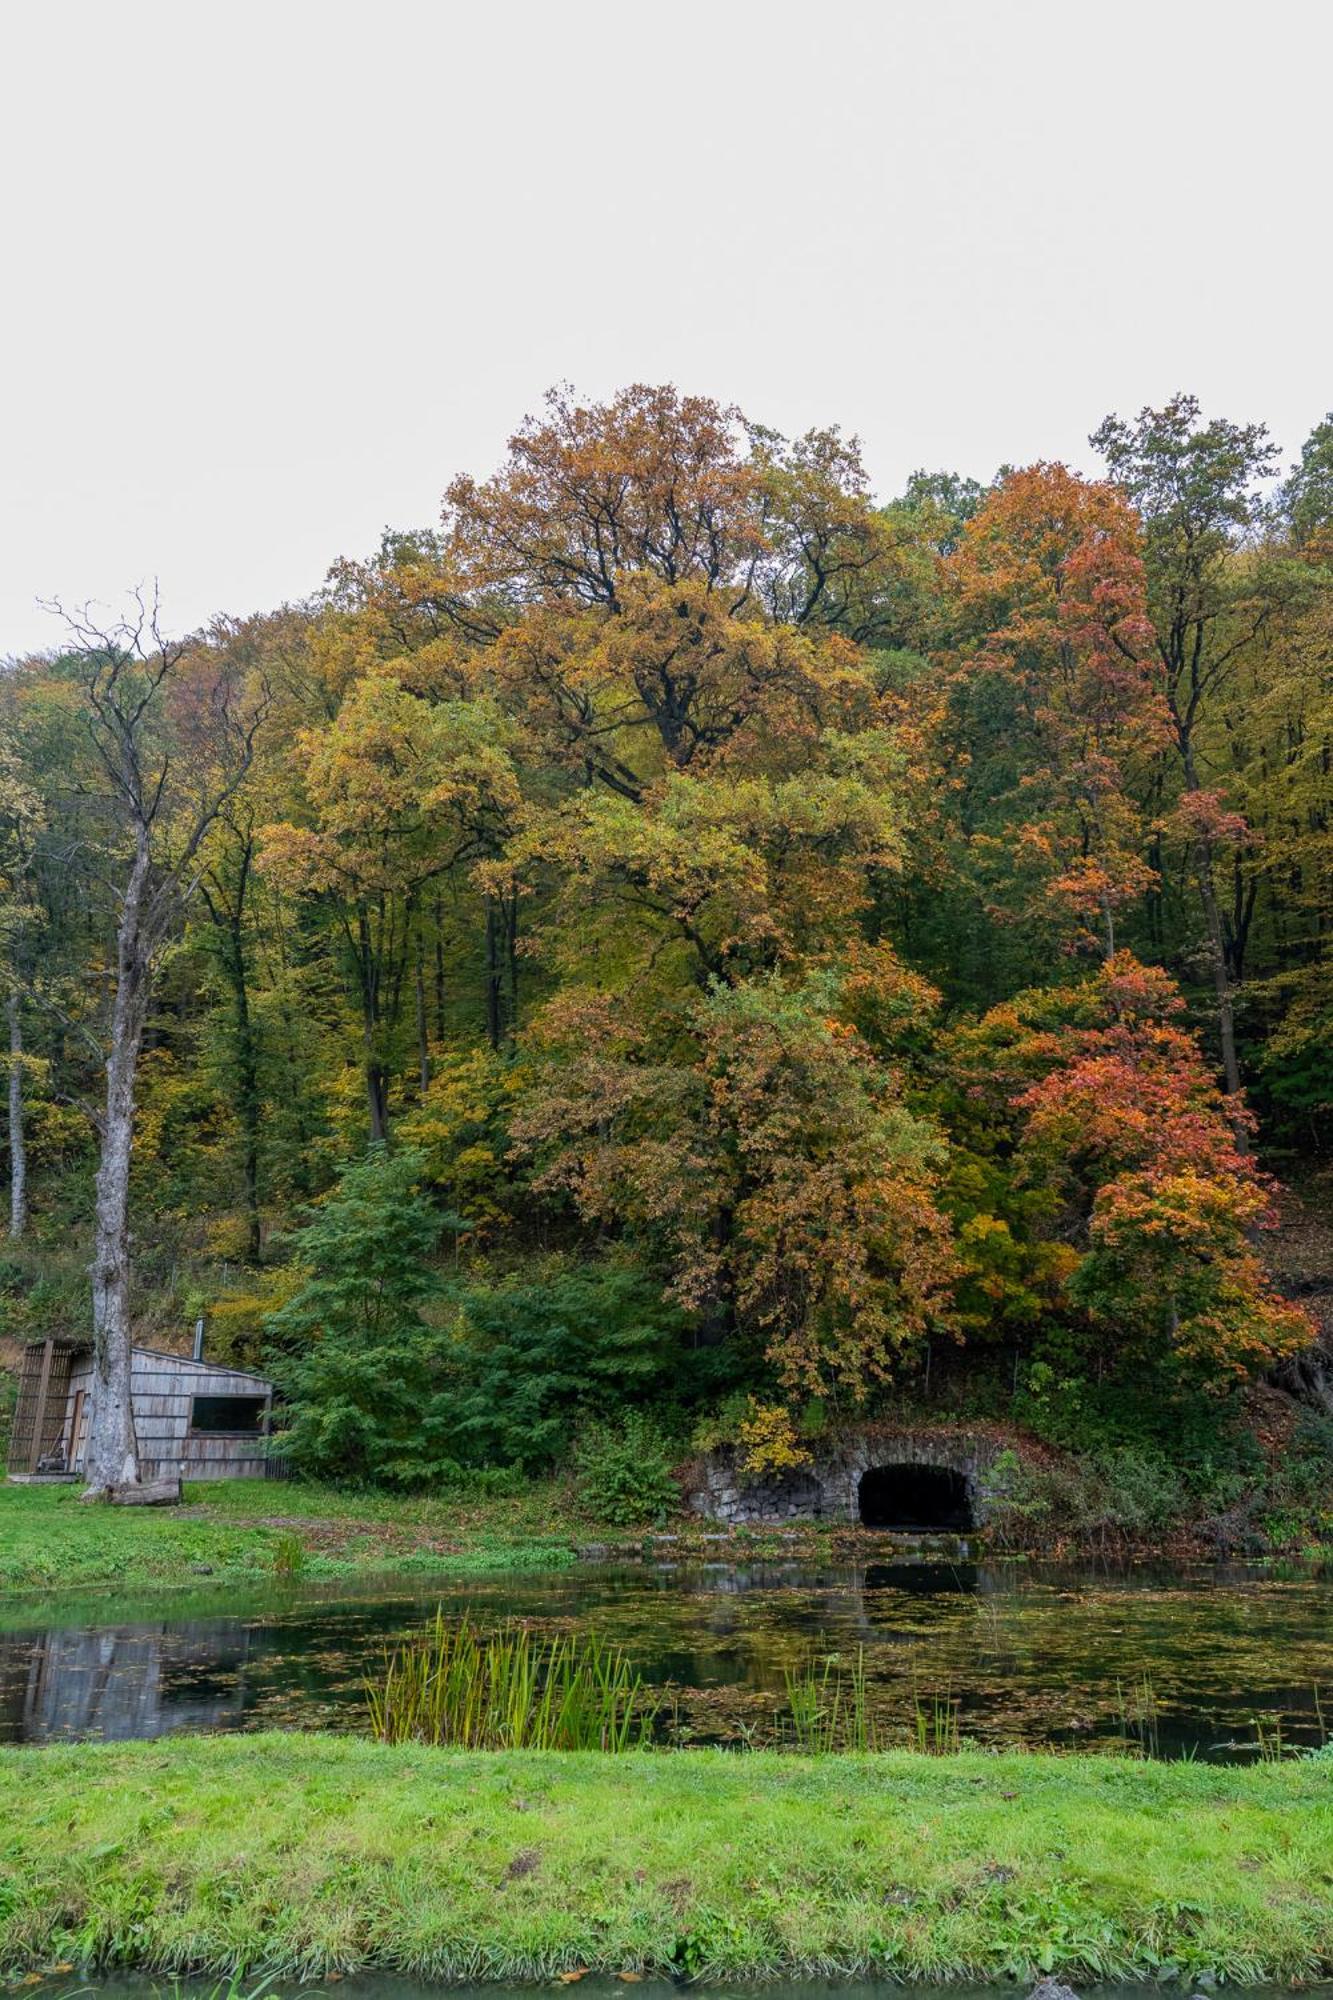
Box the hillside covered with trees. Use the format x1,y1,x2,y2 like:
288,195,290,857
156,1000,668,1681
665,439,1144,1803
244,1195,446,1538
3,385,1332,1533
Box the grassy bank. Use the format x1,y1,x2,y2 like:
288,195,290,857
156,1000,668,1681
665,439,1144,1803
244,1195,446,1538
0,1477,592,1595
0,1478,874,1600
1,1735,1331,1982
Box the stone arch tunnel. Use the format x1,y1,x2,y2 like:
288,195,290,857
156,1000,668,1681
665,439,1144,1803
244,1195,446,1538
856,1461,975,1531
689,1428,996,1531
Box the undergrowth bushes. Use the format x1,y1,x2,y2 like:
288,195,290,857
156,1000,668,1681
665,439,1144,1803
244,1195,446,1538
573,1412,681,1526
982,1411,1333,1555
981,1445,1185,1552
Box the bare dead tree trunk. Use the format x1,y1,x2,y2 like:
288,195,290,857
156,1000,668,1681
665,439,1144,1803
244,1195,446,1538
84,837,151,1498
50,590,268,1501
7,989,26,1239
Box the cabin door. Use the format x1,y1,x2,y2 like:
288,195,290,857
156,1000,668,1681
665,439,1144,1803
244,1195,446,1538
67,1390,87,1473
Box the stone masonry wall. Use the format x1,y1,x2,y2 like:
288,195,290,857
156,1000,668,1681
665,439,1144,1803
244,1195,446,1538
687,1428,1004,1527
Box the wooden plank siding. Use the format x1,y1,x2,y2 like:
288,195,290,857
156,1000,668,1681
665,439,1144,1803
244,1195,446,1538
8,1344,273,1483
5,1341,77,1475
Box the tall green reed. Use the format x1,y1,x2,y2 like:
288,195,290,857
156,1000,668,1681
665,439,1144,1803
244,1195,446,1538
366,1612,656,1751
782,1648,875,1752
1116,1672,1161,1759
910,1683,962,1755
782,1649,965,1754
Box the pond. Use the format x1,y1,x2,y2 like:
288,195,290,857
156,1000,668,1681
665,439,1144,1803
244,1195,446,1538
3,1555,1332,1758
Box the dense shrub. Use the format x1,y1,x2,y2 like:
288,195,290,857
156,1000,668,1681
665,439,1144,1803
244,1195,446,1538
982,1444,1186,1552
1011,1355,1262,1500
270,1186,704,1488
573,1412,681,1527
265,1147,445,1484
437,1259,694,1474
1254,1412,1333,1549
0,1249,91,1347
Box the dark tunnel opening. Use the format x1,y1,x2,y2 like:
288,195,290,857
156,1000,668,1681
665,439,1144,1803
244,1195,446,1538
857,1462,974,1531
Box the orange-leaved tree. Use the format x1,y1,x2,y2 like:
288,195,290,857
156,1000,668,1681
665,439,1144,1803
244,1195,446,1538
514,968,957,1400
1009,954,1311,1378
944,463,1167,959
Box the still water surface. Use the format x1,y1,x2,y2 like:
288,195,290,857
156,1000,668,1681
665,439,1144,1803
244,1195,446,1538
4,1556,1332,1757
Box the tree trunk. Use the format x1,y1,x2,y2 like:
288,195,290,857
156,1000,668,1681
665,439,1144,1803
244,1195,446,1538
218,904,262,1262
1194,842,1243,1102
433,895,447,1041
366,1062,390,1144
7,990,26,1239
414,933,430,1094
1179,742,1245,1117
355,906,391,1142
84,843,152,1498
483,895,502,1052
504,889,519,1043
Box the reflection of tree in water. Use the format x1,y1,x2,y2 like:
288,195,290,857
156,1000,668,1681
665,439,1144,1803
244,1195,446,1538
0,1620,255,1743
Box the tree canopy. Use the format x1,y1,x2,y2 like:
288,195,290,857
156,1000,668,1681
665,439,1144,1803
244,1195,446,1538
3,383,1329,1485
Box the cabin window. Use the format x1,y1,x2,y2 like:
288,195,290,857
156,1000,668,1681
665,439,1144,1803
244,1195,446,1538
190,1394,267,1435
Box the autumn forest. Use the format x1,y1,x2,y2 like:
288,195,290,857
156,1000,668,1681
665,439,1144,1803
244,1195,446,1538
3,384,1332,1516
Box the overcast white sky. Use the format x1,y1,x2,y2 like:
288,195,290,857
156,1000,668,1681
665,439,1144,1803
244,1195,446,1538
2,0,1330,657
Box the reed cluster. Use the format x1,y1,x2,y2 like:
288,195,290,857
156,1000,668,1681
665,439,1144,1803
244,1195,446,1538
366,1612,654,1751
780,1649,963,1754
911,1686,962,1755
782,1649,876,1752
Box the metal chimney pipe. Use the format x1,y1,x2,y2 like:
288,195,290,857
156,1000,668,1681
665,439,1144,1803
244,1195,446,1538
193,1316,205,1362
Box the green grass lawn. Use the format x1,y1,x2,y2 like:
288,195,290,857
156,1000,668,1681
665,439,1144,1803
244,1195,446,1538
0,1735,1330,1982
0,1476,853,1601
0,1476,590,1595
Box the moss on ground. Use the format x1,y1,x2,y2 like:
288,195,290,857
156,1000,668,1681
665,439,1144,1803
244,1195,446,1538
0,1735,1330,1983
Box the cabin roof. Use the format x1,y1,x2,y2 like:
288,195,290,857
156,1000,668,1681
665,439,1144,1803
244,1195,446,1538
23,1339,271,1394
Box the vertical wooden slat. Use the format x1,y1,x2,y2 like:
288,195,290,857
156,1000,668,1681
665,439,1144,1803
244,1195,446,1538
26,1339,54,1475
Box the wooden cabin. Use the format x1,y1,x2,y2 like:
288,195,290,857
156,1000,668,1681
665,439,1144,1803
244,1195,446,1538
6,1338,275,1483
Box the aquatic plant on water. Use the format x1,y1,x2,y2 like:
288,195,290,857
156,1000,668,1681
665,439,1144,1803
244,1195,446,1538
366,1611,656,1750
783,1648,876,1752
781,1648,965,1754
911,1683,963,1755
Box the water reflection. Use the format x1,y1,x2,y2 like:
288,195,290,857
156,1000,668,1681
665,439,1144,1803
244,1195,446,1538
0,1620,254,1740
3,1556,1332,1758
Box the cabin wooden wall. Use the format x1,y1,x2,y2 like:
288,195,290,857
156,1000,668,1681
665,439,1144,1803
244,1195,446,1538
9,1343,273,1483
125,1351,272,1481
59,1349,272,1482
